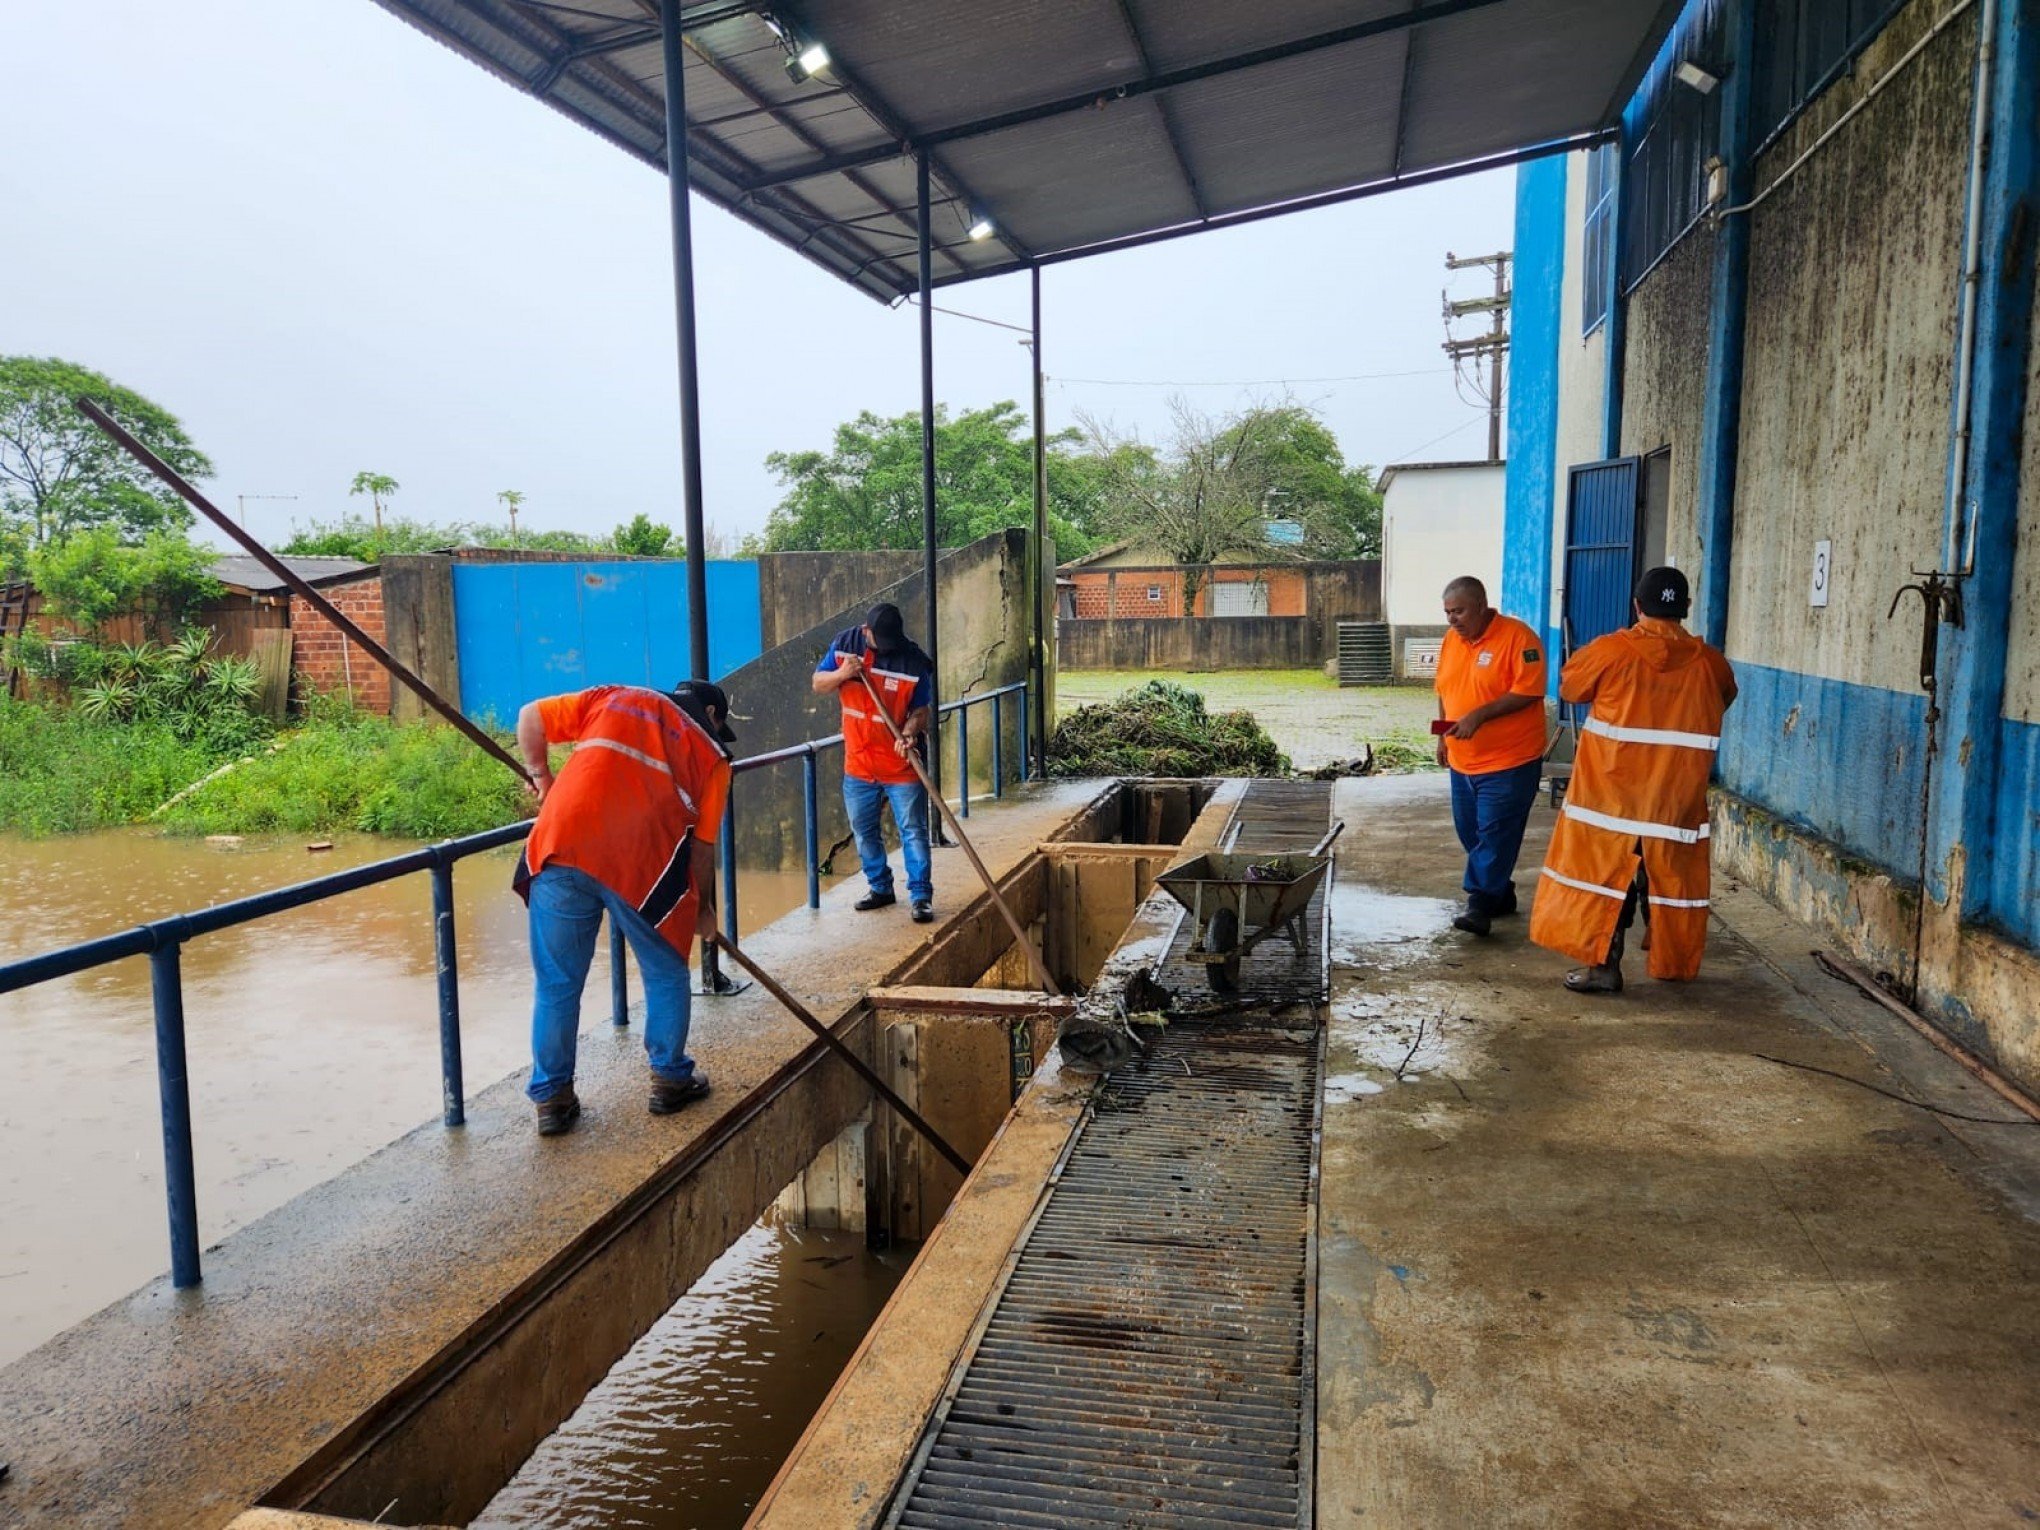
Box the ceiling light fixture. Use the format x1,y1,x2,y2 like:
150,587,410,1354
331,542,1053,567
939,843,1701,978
786,40,830,83
967,212,995,241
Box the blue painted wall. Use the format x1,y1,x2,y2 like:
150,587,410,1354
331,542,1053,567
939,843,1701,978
1504,155,1568,693
452,559,763,725
1717,663,1929,880
1988,716,2040,948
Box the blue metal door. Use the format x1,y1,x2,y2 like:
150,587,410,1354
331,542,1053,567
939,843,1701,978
1563,457,1643,659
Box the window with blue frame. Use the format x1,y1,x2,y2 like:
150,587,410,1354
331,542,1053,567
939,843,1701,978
1616,0,1908,291
1582,142,1618,335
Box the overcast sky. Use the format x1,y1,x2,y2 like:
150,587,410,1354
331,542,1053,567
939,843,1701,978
4,1,1515,551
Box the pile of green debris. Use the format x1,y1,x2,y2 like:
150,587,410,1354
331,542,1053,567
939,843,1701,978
1048,681,1291,779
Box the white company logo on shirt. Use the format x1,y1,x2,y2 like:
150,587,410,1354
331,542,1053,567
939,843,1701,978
1475,652,1493,667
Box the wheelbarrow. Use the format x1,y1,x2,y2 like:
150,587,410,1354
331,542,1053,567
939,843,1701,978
1155,822,1344,992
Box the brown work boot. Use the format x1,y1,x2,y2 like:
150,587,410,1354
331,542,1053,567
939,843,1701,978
650,1070,712,1115
535,1087,582,1137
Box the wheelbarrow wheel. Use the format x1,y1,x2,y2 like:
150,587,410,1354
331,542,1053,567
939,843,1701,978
1206,908,1241,992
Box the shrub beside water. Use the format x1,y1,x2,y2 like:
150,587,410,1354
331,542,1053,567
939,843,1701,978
0,703,221,835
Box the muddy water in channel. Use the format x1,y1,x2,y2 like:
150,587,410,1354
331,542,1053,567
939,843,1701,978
0,830,826,1365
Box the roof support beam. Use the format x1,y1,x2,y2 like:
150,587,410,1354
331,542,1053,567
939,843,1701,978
1111,0,1208,219
928,132,1610,288
742,0,1511,192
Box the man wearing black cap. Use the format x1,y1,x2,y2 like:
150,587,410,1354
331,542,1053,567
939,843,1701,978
1530,567,1737,992
813,602,936,923
512,678,736,1135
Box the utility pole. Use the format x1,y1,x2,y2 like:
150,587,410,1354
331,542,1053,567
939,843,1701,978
1442,250,1512,462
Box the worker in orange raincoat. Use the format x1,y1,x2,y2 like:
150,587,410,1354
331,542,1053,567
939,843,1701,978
1529,567,1737,993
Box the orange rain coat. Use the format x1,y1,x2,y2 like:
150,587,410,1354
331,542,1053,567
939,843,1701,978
1529,617,1737,980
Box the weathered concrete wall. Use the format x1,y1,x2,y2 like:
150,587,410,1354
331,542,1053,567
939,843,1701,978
1057,614,1316,671
1553,149,1609,635
1727,0,1974,693
2004,307,2040,724
717,530,1036,872
758,549,922,649
1618,225,1713,577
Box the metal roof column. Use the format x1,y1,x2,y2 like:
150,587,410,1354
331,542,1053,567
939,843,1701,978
1695,0,1758,649
1031,266,1048,780
1927,0,2039,920
660,0,710,683
918,154,945,826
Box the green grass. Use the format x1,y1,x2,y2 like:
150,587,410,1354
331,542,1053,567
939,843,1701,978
157,714,531,838
0,699,532,839
0,703,221,835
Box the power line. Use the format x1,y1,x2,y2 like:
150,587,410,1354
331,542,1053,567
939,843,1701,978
1385,415,1483,464
1048,367,1451,389
901,296,1033,336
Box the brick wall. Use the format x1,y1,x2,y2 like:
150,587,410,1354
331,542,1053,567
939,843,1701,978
291,573,390,713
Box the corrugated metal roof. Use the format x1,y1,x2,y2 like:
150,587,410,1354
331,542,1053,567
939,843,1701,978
367,0,1679,303
212,554,373,592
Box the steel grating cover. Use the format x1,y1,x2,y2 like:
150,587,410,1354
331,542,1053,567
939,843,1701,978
888,1023,1322,1528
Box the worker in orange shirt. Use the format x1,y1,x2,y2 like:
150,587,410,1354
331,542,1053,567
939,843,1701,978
1530,567,1737,993
514,679,736,1137
1434,576,1550,937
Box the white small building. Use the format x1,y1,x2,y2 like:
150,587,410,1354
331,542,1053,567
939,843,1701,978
1377,459,1506,680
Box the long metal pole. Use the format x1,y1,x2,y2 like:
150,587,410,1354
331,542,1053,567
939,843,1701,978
149,942,202,1288
76,401,532,786
859,674,1061,996
917,155,943,828
430,860,466,1126
713,935,973,1175
660,0,711,684
1030,265,1048,781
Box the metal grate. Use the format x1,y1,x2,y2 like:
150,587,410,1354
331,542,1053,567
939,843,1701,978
1335,621,1392,686
888,1024,1322,1528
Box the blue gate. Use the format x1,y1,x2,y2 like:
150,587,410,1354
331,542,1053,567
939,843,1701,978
451,560,762,724
1562,457,1643,660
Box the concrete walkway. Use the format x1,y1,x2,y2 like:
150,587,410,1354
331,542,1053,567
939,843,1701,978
1319,775,2040,1525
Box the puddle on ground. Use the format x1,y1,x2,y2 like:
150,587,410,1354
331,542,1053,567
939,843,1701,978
475,1216,910,1530
1326,881,1461,969
1324,1071,1387,1102
1327,990,1469,1088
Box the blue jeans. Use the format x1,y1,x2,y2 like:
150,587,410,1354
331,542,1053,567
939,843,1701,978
1449,759,1543,916
526,864,697,1103
845,774,932,904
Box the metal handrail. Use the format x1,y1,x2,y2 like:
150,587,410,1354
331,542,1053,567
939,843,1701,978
0,679,1033,1291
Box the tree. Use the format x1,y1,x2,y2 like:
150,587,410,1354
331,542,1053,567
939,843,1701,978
349,471,399,534
0,356,213,565
611,513,675,556
496,489,525,546
1216,403,1383,559
1080,398,1293,610
760,401,1104,558
28,526,222,634
281,514,463,561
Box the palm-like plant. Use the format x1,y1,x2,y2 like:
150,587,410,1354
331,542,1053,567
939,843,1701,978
350,472,399,536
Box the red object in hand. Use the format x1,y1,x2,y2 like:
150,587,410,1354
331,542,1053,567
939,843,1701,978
1430,718,1454,736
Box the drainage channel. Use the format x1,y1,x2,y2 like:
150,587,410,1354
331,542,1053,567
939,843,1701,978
884,779,1332,1528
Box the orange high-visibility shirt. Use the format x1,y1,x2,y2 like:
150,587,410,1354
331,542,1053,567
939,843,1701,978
1435,612,1548,775
518,685,732,959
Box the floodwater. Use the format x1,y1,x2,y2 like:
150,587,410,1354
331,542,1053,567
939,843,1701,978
475,1217,911,1530
0,829,821,1366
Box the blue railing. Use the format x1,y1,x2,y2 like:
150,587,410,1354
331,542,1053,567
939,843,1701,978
0,680,1029,1290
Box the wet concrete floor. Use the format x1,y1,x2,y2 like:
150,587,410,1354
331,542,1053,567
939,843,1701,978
1318,774,2040,1524
0,829,820,1365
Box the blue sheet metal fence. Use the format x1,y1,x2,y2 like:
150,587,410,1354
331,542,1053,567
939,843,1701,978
0,681,1028,1291
450,559,763,724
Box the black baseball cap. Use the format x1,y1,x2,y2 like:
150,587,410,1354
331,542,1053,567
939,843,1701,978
1635,566,1691,620
667,679,737,743
866,602,906,652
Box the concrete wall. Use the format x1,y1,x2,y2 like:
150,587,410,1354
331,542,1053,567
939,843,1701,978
1504,155,1566,648
758,549,922,649
1617,226,1714,578
1554,153,1611,641
1380,464,1505,626
1057,615,1316,671
715,529,1037,872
